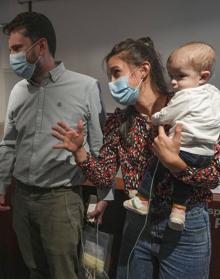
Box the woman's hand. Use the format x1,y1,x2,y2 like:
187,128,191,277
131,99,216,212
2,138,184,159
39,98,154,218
52,120,84,153
152,124,187,172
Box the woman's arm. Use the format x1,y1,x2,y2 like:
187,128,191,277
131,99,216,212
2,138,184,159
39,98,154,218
152,124,220,188
174,144,220,188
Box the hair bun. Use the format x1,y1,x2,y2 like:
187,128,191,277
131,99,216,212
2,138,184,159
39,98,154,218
138,37,154,48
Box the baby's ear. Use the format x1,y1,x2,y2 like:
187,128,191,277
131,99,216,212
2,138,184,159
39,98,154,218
199,70,211,84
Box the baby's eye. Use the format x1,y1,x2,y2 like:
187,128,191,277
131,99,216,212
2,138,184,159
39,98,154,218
170,74,186,80
178,74,186,78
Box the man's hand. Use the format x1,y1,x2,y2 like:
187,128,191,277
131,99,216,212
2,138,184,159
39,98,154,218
152,124,187,172
87,200,108,224
0,194,11,211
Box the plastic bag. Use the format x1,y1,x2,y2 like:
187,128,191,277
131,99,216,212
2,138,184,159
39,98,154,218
82,223,113,279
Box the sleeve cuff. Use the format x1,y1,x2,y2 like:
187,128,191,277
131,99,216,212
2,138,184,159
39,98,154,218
96,182,115,201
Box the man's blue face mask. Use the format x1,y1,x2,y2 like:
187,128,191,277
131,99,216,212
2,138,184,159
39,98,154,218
108,71,143,106
9,39,41,80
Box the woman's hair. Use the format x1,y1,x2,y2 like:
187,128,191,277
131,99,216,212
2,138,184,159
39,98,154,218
105,37,168,142
105,37,168,95
3,12,56,58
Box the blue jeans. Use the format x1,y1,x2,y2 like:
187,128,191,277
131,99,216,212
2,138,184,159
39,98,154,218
116,203,211,279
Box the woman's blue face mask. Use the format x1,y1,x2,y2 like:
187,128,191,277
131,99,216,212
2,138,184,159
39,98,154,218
9,39,41,80
108,71,143,106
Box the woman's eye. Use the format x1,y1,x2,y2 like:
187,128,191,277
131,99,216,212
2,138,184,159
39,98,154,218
114,69,120,74
113,70,121,78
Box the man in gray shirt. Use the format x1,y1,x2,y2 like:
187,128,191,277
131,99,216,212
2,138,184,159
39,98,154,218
0,12,111,279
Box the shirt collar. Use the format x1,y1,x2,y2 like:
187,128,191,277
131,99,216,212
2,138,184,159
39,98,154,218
28,61,65,86
49,61,65,82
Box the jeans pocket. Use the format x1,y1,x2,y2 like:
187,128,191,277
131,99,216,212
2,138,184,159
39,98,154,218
185,206,208,232
181,207,210,253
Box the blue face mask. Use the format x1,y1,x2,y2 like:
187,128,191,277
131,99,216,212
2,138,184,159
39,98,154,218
9,40,41,80
108,74,143,106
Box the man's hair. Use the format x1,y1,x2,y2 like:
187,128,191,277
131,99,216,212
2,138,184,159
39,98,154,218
167,42,216,76
3,12,56,57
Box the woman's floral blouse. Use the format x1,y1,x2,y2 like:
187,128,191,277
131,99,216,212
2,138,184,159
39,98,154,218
79,108,220,206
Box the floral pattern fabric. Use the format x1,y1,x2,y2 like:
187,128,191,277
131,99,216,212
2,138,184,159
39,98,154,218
79,108,220,206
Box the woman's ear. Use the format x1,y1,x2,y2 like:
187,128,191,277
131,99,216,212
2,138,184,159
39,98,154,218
199,70,211,85
140,62,151,79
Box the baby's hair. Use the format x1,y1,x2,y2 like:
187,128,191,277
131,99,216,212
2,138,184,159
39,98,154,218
167,42,216,76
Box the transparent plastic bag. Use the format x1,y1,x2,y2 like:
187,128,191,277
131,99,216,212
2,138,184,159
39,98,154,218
82,223,113,279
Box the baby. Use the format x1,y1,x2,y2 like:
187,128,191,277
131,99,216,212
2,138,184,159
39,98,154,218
124,42,220,231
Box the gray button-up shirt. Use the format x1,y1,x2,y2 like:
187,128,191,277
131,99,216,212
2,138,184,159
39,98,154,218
0,62,109,195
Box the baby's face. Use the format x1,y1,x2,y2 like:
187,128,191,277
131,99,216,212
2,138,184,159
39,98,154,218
167,55,202,92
